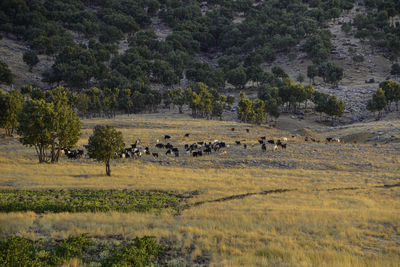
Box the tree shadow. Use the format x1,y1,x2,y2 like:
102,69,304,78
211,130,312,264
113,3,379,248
70,174,105,178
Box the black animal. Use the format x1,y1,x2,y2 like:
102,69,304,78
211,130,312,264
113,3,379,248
260,136,266,140
184,144,189,149
164,135,171,139
65,149,84,159
326,137,333,142
276,140,282,146
145,147,150,155
262,144,267,151
235,141,241,145
243,144,247,149
267,140,274,144
197,151,203,156
166,149,172,155
131,143,137,149
166,143,173,149
258,140,264,144
192,151,198,157
174,151,179,157
231,127,235,131
246,129,250,133
281,144,287,149
155,143,164,149
152,153,159,158
204,147,212,154
197,141,204,145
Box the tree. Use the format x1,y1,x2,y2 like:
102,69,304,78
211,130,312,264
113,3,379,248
271,66,288,79
252,99,265,124
23,51,39,72
325,95,345,121
227,66,247,90
0,59,13,84
17,99,55,163
296,73,305,83
0,90,24,136
367,88,387,119
237,91,253,123
318,62,343,87
46,86,81,163
307,65,318,84
87,125,124,176
391,63,400,78
167,88,185,113
17,87,81,163
379,80,400,111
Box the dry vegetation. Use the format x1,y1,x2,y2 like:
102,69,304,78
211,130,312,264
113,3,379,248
1,113,400,266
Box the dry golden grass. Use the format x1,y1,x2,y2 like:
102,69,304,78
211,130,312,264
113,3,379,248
0,113,399,266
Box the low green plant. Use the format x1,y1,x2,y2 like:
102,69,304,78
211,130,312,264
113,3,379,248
0,189,192,214
0,236,42,267
101,236,163,267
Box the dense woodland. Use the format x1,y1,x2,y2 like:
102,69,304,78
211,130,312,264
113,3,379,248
0,0,400,121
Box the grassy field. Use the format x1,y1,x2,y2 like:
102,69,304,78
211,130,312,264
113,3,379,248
1,113,399,266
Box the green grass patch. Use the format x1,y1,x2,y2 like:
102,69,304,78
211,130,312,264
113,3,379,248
0,234,162,266
0,189,198,214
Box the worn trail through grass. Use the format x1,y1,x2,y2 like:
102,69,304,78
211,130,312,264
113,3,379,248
181,182,400,212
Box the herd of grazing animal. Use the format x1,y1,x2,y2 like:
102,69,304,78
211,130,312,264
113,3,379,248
60,126,342,161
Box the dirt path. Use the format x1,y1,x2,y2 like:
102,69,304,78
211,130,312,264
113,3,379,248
181,182,400,212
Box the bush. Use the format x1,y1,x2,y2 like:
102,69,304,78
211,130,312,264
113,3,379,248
352,55,364,63
102,236,163,267
51,234,92,265
0,236,42,267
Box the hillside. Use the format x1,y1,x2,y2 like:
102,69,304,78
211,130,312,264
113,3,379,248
1,0,399,119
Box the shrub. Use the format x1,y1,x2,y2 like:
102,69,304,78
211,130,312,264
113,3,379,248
102,236,162,267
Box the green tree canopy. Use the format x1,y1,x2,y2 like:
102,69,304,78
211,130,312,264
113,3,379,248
0,59,13,85
0,90,24,136
17,87,81,163
23,50,39,72
367,87,387,119
17,99,55,163
87,125,125,176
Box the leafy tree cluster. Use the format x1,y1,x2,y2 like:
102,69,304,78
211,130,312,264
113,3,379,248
237,91,268,124
0,0,356,90
17,86,81,163
367,80,400,118
184,83,233,119
0,90,24,136
307,62,344,86
251,75,346,124
312,91,346,121
0,59,13,85
278,78,315,112
352,1,400,59
74,86,161,117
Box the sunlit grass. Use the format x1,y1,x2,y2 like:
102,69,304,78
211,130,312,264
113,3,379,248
0,113,399,266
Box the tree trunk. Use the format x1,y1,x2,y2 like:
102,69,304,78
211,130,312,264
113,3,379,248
105,161,111,176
